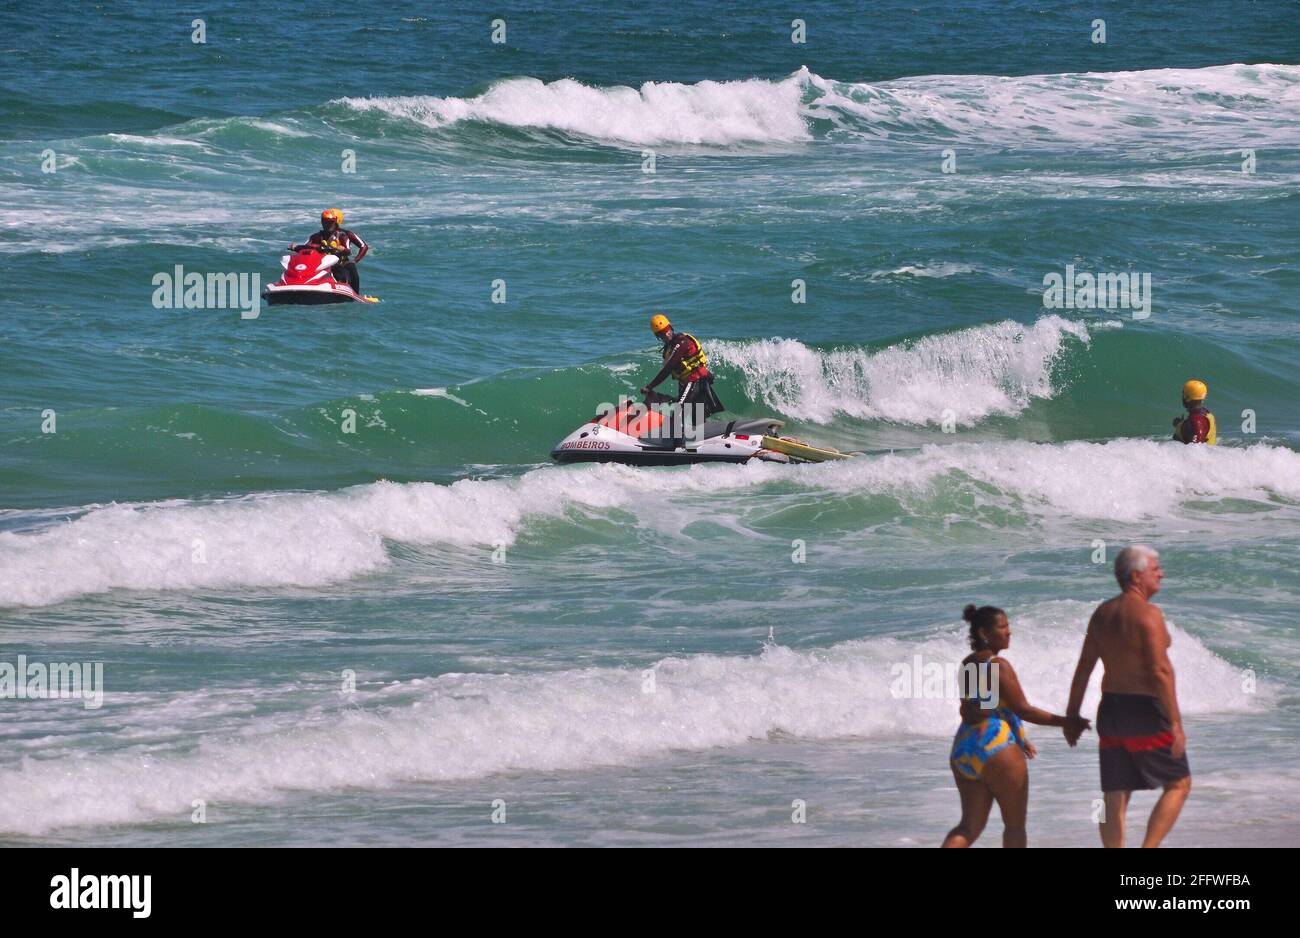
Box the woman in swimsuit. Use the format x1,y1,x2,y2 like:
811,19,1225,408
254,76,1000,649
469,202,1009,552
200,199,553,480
941,604,1091,848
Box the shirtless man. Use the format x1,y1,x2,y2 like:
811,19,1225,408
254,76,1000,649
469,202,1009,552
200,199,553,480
1064,545,1191,847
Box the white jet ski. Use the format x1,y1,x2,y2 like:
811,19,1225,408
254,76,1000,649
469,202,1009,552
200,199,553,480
550,398,856,466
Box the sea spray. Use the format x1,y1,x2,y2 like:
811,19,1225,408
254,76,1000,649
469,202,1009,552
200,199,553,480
709,316,1091,425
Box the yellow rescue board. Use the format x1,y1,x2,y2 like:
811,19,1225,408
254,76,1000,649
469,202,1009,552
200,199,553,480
761,435,856,462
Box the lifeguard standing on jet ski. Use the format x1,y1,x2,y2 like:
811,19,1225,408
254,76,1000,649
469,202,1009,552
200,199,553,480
1172,379,1216,444
641,314,725,419
289,208,369,293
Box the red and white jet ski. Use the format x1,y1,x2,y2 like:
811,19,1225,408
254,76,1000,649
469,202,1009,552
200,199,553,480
262,248,379,305
550,397,856,466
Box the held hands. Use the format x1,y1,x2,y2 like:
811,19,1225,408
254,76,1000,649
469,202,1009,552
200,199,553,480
1024,740,1038,759
1062,714,1091,747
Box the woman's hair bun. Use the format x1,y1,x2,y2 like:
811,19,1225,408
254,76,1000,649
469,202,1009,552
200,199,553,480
962,603,977,623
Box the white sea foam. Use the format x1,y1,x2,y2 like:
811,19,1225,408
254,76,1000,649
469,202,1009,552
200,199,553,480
336,72,812,147
335,64,1300,149
809,63,1300,147
710,315,1090,425
803,437,1300,522
235,119,311,138
102,133,207,148
2,440,1297,608
411,387,469,406
867,263,976,281
0,600,1258,835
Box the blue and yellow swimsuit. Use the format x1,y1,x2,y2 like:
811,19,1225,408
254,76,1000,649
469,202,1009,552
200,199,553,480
950,706,1028,780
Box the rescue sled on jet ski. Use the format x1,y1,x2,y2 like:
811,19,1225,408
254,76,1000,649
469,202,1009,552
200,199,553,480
262,247,379,305
550,396,856,466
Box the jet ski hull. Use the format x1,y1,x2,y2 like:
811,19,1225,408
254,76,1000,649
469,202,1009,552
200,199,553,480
262,283,369,305
262,249,378,305
550,405,784,465
550,400,860,467
551,443,758,466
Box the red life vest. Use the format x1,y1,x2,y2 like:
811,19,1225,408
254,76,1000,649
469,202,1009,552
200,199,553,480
1175,406,1216,444
665,332,709,382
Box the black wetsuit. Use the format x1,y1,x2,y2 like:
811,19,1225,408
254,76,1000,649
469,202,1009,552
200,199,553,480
294,227,369,291
645,332,724,445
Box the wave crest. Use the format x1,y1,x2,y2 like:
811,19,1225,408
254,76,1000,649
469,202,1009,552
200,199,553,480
710,315,1090,425
3,439,1298,608
333,63,1300,149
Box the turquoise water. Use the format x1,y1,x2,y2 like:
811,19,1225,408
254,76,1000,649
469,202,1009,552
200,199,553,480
1,1,1298,846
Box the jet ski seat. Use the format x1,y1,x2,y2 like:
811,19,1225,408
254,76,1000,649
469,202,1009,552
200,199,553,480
702,416,784,438
637,416,785,449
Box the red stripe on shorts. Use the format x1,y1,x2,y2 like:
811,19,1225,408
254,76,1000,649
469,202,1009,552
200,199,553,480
1099,731,1174,752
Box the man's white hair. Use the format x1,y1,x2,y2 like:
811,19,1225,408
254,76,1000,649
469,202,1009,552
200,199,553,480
1114,544,1159,587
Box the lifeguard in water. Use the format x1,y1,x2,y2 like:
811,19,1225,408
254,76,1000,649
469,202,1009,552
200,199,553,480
1172,379,1216,445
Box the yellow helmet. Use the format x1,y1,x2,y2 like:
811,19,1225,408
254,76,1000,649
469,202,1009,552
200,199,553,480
650,313,671,335
321,207,344,226
1182,379,1208,403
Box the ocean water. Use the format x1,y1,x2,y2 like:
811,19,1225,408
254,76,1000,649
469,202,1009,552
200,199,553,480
1,0,1298,846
